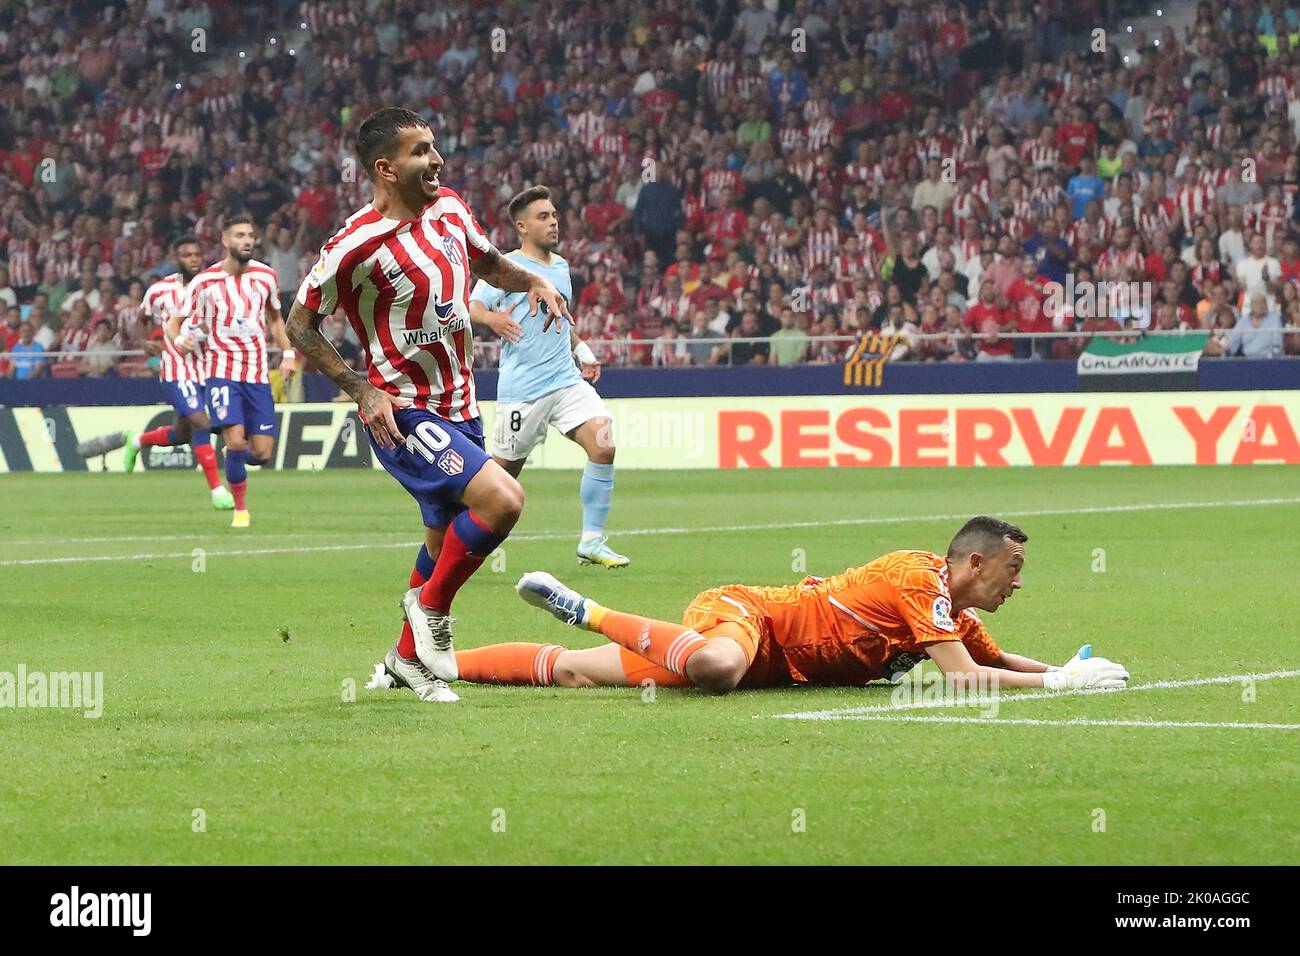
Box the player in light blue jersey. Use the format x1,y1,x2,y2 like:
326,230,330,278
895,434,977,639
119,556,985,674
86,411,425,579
469,185,628,568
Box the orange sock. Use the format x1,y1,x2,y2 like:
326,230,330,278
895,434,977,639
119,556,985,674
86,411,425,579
587,606,709,678
618,647,691,687
455,642,566,686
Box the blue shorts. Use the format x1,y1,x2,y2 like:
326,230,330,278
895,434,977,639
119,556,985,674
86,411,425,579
371,408,490,529
160,378,207,418
206,378,278,436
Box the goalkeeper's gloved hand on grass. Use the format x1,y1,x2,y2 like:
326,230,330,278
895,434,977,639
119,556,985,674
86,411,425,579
1042,644,1130,690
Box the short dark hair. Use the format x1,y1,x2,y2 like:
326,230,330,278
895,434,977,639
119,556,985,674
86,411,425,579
508,184,553,222
947,516,1028,559
224,214,254,230
173,235,200,249
357,107,430,179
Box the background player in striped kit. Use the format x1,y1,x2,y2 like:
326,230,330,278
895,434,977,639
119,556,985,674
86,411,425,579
286,108,572,702
123,235,234,510
167,216,297,528
470,186,628,568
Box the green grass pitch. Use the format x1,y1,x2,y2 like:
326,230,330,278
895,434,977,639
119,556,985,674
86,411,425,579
1,464,1297,865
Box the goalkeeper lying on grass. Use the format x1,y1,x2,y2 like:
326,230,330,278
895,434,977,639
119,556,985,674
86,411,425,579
374,515,1130,698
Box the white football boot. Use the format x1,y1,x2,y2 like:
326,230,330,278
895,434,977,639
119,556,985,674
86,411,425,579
401,587,458,681
576,535,630,568
383,647,460,703
515,571,595,628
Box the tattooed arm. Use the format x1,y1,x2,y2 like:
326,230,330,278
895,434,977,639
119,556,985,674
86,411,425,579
285,301,410,449
470,247,572,333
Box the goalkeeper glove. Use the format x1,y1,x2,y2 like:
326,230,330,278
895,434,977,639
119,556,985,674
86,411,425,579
1043,652,1130,690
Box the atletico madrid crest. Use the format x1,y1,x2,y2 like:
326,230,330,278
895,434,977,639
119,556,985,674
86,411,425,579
442,236,463,267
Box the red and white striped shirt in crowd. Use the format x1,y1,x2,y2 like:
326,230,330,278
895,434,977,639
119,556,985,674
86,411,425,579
702,166,743,202
951,191,985,225
1096,245,1143,276
184,261,280,385
297,189,491,422
50,256,78,283
1001,216,1033,242
594,130,626,160
918,134,951,161
1175,182,1216,232
1201,165,1232,191
845,160,886,192
1191,261,1225,288
567,110,605,150
957,123,984,162
565,40,595,64
833,250,874,283
143,273,205,382
1026,141,1059,170
300,0,360,33
6,238,36,287
1257,74,1290,102
1142,103,1172,138
805,226,840,268
958,237,981,263
529,139,564,165
1254,199,1288,249
777,126,807,156
704,59,735,98
735,73,766,101
806,116,835,151
200,90,240,116
1007,196,1034,222
809,281,843,318
1137,199,1174,236
648,290,691,323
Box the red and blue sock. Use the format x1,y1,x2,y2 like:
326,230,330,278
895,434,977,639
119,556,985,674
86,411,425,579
419,510,507,614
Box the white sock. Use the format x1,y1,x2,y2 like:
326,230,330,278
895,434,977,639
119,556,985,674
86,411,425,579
580,531,603,544
131,434,142,448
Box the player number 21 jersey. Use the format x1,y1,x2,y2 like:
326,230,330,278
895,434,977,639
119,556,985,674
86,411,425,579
183,261,281,384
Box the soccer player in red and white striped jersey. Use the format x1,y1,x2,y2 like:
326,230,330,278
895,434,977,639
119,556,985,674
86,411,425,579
286,108,571,702
167,217,296,528
121,235,231,508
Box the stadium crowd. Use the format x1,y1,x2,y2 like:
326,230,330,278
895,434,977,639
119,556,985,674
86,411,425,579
2,0,1300,381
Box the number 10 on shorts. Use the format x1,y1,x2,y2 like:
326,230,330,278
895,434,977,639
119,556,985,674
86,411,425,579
405,420,451,462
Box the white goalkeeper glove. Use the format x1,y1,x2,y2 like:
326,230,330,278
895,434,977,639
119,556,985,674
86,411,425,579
1043,644,1130,690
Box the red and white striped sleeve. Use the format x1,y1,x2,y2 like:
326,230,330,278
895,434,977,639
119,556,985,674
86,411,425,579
437,188,492,262
297,240,345,316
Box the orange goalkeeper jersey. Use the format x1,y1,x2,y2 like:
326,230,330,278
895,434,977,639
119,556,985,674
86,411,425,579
692,550,1002,688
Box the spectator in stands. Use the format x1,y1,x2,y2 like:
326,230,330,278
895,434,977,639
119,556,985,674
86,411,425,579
1234,233,1283,299
7,322,46,379
683,309,717,366
718,310,770,365
0,265,15,311
80,320,118,377
768,308,809,366
1230,293,1284,357
651,318,689,367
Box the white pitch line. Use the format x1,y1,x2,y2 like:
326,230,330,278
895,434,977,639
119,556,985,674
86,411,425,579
2,531,422,547
5,495,1299,567
775,669,1300,721
825,715,1300,731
